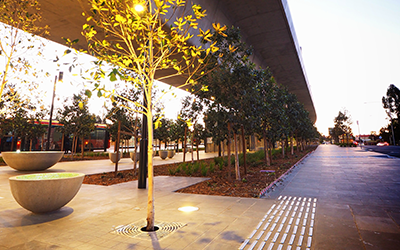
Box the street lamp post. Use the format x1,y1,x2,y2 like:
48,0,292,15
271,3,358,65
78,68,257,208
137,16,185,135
46,71,63,151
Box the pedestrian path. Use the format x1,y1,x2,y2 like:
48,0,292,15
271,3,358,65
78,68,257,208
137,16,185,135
265,145,400,250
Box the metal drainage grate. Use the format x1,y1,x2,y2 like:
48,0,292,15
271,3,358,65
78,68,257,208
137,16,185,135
111,220,186,240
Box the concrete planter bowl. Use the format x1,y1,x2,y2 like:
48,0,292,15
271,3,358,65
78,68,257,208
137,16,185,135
159,150,168,160
129,152,140,161
167,150,175,158
9,172,84,213
2,151,64,171
109,152,121,163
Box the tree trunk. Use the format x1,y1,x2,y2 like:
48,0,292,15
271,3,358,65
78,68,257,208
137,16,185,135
218,141,221,157
146,103,155,232
81,137,84,160
263,129,270,166
241,125,247,175
115,120,121,175
227,123,232,181
183,126,187,162
196,136,199,160
29,139,33,151
234,132,240,180
61,134,65,152
290,135,294,155
191,130,194,163
282,139,285,158
134,116,139,172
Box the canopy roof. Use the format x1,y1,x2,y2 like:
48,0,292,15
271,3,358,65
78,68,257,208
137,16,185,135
36,0,316,123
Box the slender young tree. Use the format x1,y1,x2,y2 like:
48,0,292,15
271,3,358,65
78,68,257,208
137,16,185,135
80,0,225,231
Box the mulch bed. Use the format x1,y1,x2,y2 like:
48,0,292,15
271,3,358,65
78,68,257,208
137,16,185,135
83,147,316,198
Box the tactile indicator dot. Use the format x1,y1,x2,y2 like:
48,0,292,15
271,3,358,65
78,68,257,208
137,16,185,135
307,237,312,247
309,227,313,236
280,233,288,244
301,226,305,235
249,230,257,239
272,233,279,242
248,240,257,250
257,242,266,250
264,231,272,241
255,231,264,240
263,222,270,230
292,226,298,234
297,236,304,246
238,239,249,250
289,234,295,245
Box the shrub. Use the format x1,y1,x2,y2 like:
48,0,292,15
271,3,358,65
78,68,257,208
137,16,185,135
209,163,215,173
201,165,208,176
185,164,193,175
219,162,224,170
193,162,200,173
168,168,175,175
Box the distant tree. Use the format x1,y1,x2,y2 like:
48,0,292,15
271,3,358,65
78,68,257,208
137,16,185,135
382,84,400,145
333,110,352,144
57,93,96,158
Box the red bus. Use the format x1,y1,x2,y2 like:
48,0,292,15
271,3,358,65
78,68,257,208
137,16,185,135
0,120,110,152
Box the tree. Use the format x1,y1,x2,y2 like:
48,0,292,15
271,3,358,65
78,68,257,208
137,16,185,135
190,26,255,180
57,93,96,158
80,0,225,231
0,0,49,102
382,84,400,145
333,110,352,144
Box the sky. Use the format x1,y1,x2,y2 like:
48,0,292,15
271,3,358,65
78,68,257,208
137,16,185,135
287,0,400,135
2,0,400,136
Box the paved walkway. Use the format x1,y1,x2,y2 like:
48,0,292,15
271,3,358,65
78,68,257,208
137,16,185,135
0,146,399,249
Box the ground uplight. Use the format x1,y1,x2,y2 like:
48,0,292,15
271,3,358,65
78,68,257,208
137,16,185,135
178,206,199,212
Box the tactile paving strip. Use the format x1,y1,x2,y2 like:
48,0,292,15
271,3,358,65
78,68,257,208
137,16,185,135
111,220,186,240
239,196,317,250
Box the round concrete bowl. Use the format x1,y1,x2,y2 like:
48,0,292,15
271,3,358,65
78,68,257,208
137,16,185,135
167,150,175,158
129,152,140,161
9,172,84,213
109,152,121,163
2,151,64,171
159,150,168,160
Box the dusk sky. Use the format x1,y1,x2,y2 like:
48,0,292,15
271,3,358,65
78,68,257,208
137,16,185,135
287,0,400,135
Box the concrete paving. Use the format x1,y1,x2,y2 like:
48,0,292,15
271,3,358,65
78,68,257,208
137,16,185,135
0,145,399,249
262,145,400,250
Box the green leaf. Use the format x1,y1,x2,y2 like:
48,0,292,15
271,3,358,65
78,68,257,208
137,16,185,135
85,89,92,98
97,90,102,97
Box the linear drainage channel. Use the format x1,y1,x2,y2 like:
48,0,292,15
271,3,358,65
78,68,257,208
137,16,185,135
239,196,317,250
111,220,186,240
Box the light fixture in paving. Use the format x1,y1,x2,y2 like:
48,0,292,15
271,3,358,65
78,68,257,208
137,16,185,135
111,220,186,240
178,206,199,212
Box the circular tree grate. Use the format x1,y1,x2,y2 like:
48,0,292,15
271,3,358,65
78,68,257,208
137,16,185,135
111,220,186,240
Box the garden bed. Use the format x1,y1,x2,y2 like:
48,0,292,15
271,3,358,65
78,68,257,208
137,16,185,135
83,146,317,198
